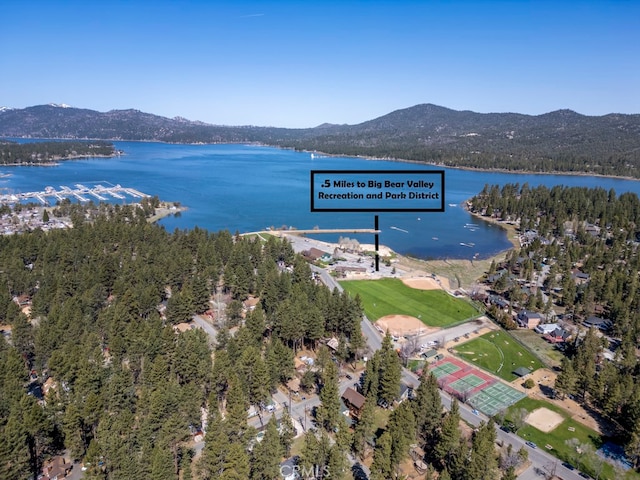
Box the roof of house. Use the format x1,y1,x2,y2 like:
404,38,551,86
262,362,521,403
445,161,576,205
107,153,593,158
286,378,300,392
341,387,366,410
244,296,260,308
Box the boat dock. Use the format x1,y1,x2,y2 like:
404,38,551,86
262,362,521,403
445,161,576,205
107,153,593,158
0,184,150,206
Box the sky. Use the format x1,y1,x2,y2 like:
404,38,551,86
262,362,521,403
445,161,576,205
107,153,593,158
1,0,638,128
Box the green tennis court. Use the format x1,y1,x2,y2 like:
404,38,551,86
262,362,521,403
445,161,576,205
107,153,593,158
430,361,461,379
449,373,486,392
468,382,526,416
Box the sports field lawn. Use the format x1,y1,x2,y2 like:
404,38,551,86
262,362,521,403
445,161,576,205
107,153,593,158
454,330,544,381
506,397,638,480
339,278,479,328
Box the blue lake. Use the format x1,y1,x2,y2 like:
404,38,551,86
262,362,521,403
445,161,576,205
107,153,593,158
3,141,640,260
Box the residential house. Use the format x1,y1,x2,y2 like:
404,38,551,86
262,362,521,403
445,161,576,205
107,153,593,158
41,456,72,480
397,383,414,403
543,327,571,344
243,296,260,312
341,387,366,417
583,316,612,331
534,323,558,335
517,310,543,329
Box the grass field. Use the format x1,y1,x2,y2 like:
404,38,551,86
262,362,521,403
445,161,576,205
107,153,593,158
339,278,480,327
507,397,639,480
454,330,544,381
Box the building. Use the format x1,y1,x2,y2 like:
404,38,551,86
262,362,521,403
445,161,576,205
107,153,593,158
517,310,543,329
534,323,558,335
341,387,366,417
583,316,612,331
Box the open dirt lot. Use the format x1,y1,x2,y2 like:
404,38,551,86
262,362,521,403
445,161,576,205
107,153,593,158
526,407,565,433
375,314,439,337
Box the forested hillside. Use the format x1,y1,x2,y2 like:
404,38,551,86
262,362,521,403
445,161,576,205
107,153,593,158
2,103,640,177
0,140,117,165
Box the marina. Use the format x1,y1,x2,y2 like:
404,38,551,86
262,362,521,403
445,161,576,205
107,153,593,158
0,183,148,206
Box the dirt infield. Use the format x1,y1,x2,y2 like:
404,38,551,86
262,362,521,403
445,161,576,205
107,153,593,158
526,407,564,433
402,276,442,290
375,314,438,337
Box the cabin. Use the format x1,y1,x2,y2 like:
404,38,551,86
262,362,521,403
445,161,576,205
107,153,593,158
341,387,366,417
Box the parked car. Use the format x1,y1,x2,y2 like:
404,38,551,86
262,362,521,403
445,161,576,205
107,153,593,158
525,441,537,449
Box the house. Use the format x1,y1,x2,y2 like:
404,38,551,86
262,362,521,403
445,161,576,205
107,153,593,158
583,316,612,331
243,296,260,312
41,456,72,480
302,248,332,262
326,337,340,352
334,265,367,276
487,294,510,310
286,378,300,395
341,387,366,417
517,310,543,329
534,323,558,335
172,322,195,334
571,270,591,285
398,383,414,403
543,327,571,344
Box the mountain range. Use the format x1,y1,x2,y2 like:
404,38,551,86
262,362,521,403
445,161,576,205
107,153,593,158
1,103,640,177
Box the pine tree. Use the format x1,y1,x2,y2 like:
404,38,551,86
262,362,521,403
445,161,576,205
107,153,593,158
220,442,250,480
378,332,402,405
413,372,443,445
250,418,282,480
370,431,393,480
554,357,578,398
353,394,376,459
434,399,461,469
279,408,295,457
388,401,416,473
464,420,498,480
316,361,341,432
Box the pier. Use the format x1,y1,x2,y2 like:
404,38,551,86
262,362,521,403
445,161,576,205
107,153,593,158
0,184,150,206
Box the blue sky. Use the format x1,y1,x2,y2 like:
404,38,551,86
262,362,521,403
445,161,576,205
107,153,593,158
1,0,638,127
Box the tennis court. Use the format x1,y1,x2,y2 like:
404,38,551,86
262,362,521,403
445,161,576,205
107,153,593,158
431,357,496,399
467,382,527,416
430,360,461,379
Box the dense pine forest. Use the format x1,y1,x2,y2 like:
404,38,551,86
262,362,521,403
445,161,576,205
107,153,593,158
0,140,117,165
469,184,640,468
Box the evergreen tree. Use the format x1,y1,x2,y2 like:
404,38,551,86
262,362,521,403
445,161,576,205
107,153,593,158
250,417,282,480
353,394,376,459
315,361,341,432
464,420,498,480
434,399,461,470
279,408,295,457
413,372,443,445
370,431,393,480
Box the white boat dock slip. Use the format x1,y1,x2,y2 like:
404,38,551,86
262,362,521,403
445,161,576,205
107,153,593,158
0,184,149,205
